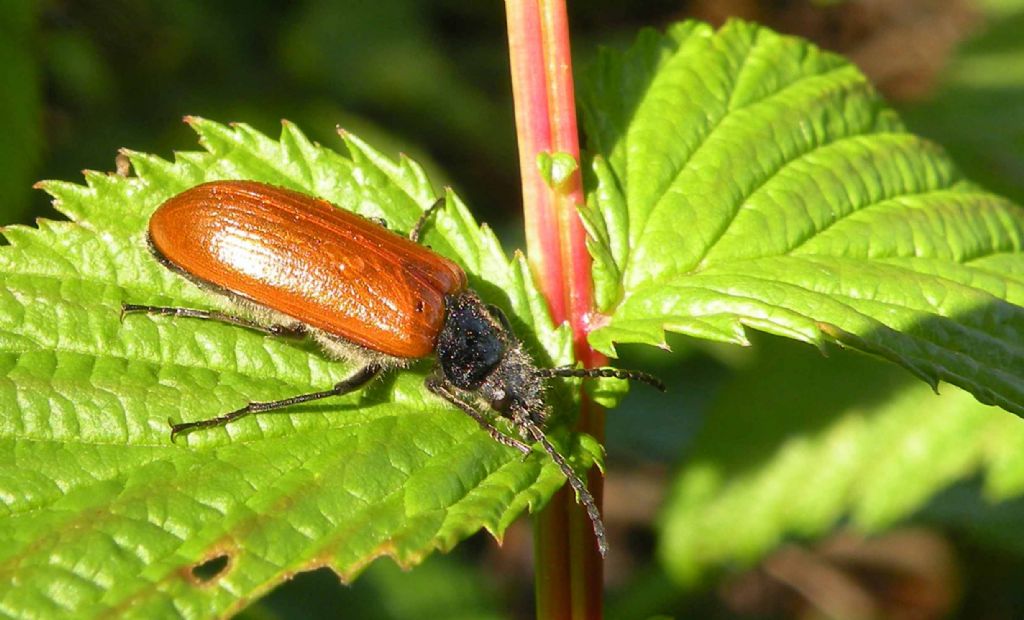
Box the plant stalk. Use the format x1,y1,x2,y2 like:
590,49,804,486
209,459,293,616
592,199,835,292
506,0,606,617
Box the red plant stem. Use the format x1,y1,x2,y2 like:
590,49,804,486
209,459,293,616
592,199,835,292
507,0,566,323
506,0,606,618
539,2,604,367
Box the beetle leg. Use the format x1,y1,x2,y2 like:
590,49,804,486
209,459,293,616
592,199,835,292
169,364,382,441
121,303,307,338
409,197,446,243
425,374,532,456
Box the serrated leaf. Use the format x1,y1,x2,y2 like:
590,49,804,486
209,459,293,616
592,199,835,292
0,119,592,618
579,20,1024,416
657,336,1024,584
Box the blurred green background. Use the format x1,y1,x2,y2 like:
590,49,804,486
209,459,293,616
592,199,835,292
5,0,1024,618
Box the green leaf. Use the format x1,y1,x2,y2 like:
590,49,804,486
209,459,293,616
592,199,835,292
536,151,579,189
579,20,1024,415
0,119,592,617
657,336,1024,584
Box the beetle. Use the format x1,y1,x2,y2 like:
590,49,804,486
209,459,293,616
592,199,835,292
122,180,663,556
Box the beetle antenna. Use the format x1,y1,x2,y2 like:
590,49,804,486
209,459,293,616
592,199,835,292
536,366,666,392
519,417,608,558
409,197,446,243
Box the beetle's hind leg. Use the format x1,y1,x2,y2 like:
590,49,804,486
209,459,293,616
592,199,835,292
425,374,532,456
169,364,383,441
120,303,307,338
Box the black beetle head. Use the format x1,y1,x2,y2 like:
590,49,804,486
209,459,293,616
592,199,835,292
435,292,546,424
433,290,665,559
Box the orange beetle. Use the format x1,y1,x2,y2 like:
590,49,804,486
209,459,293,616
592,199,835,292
147,181,465,358
123,180,663,556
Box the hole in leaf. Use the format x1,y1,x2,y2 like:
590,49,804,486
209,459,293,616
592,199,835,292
190,554,231,584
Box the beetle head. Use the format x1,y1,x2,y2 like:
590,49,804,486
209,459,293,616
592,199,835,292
436,292,546,425
435,291,608,557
